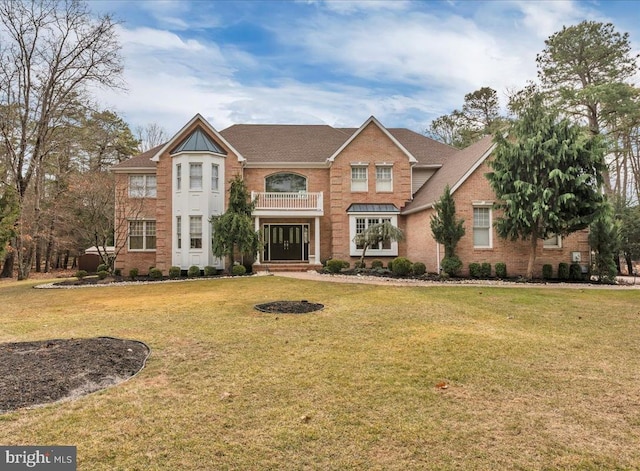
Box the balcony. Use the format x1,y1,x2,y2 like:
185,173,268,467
251,191,323,216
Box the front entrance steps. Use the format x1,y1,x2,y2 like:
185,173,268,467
256,262,322,273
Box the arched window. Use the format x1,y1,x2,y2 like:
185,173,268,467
265,173,307,192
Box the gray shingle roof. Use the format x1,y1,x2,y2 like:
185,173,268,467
111,144,162,170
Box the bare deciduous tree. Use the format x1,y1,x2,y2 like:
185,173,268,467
0,0,123,279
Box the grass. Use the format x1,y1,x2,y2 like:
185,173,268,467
1,276,640,470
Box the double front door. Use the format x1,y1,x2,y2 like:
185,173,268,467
264,224,308,261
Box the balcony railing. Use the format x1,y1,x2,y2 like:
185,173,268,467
252,191,323,212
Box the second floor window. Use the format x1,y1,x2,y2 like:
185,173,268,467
129,175,156,198
176,164,182,191
265,173,307,192
212,164,219,191
190,163,203,190
376,166,393,192
351,166,368,192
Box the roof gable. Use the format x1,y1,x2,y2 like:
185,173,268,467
327,116,418,164
170,126,227,154
402,135,496,215
150,114,244,162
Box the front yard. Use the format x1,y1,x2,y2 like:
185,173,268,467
1,276,639,470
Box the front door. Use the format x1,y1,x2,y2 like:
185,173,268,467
266,224,307,261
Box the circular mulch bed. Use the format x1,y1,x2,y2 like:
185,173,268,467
255,300,324,314
0,337,150,413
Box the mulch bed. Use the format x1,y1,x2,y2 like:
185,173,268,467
255,300,324,314
0,337,150,413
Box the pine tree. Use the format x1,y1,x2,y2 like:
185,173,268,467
211,176,260,269
487,93,606,279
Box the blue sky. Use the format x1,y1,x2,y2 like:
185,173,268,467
93,0,640,136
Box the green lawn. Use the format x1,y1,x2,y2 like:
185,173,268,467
1,276,639,470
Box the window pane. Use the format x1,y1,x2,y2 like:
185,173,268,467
176,216,182,249
376,166,392,192
190,216,202,249
351,167,368,192
265,173,307,192
473,208,491,247
190,163,203,190
129,176,144,197
176,164,181,191
212,164,219,191
146,176,157,197
544,234,560,247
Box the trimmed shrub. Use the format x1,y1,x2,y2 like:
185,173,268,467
480,262,492,278
370,259,384,269
129,268,139,280
387,260,393,272
75,270,88,280
204,266,217,276
149,268,163,280
354,260,366,269
232,264,246,276
96,270,109,280
411,262,426,276
326,259,348,274
469,262,482,278
187,265,200,278
569,263,582,281
169,266,181,279
114,268,122,277
542,264,553,280
441,256,462,276
495,262,507,279
558,263,569,280
391,257,412,276
96,263,109,273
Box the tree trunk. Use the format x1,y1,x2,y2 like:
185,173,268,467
1,251,14,278
63,250,70,270
35,241,42,272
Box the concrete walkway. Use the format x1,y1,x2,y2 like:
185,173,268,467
273,270,640,290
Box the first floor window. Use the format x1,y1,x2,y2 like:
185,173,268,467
376,166,393,192
350,214,397,256
544,234,562,248
129,175,157,198
190,216,202,249
128,220,156,250
351,166,368,192
176,216,182,249
473,207,491,248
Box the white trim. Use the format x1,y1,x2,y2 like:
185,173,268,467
112,167,156,174
327,116,418,164
349,214,399,257
472,206,492,249
150,114,246,163
243,161,330,169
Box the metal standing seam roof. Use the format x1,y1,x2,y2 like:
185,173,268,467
347,204,399,213
171,127,227,154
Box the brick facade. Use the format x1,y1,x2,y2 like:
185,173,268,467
113,115,592,278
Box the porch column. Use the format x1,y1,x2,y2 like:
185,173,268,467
254,216,261,264
314,216,320,265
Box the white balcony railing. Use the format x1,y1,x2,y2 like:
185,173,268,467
252,191,323,212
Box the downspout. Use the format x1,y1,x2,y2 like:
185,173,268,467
436,243,441,274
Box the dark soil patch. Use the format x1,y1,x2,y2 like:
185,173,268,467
255,300,324,314
0,337,150,413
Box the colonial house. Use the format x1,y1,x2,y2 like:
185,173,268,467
111,114,589,277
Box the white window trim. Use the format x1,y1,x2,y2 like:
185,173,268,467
176,216,182,249
189,215,203,250
350,164,369,192
128,220,156,251
349,214,399,256
211,163,219,192
472,205,492,249
543,234,562,249
375,164,393,193
176,164,182,192
128,175,157,198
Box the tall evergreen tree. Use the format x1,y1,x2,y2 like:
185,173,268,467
211,176,260,268
487,93,607,279
430,185,465,259
589,202,620,283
